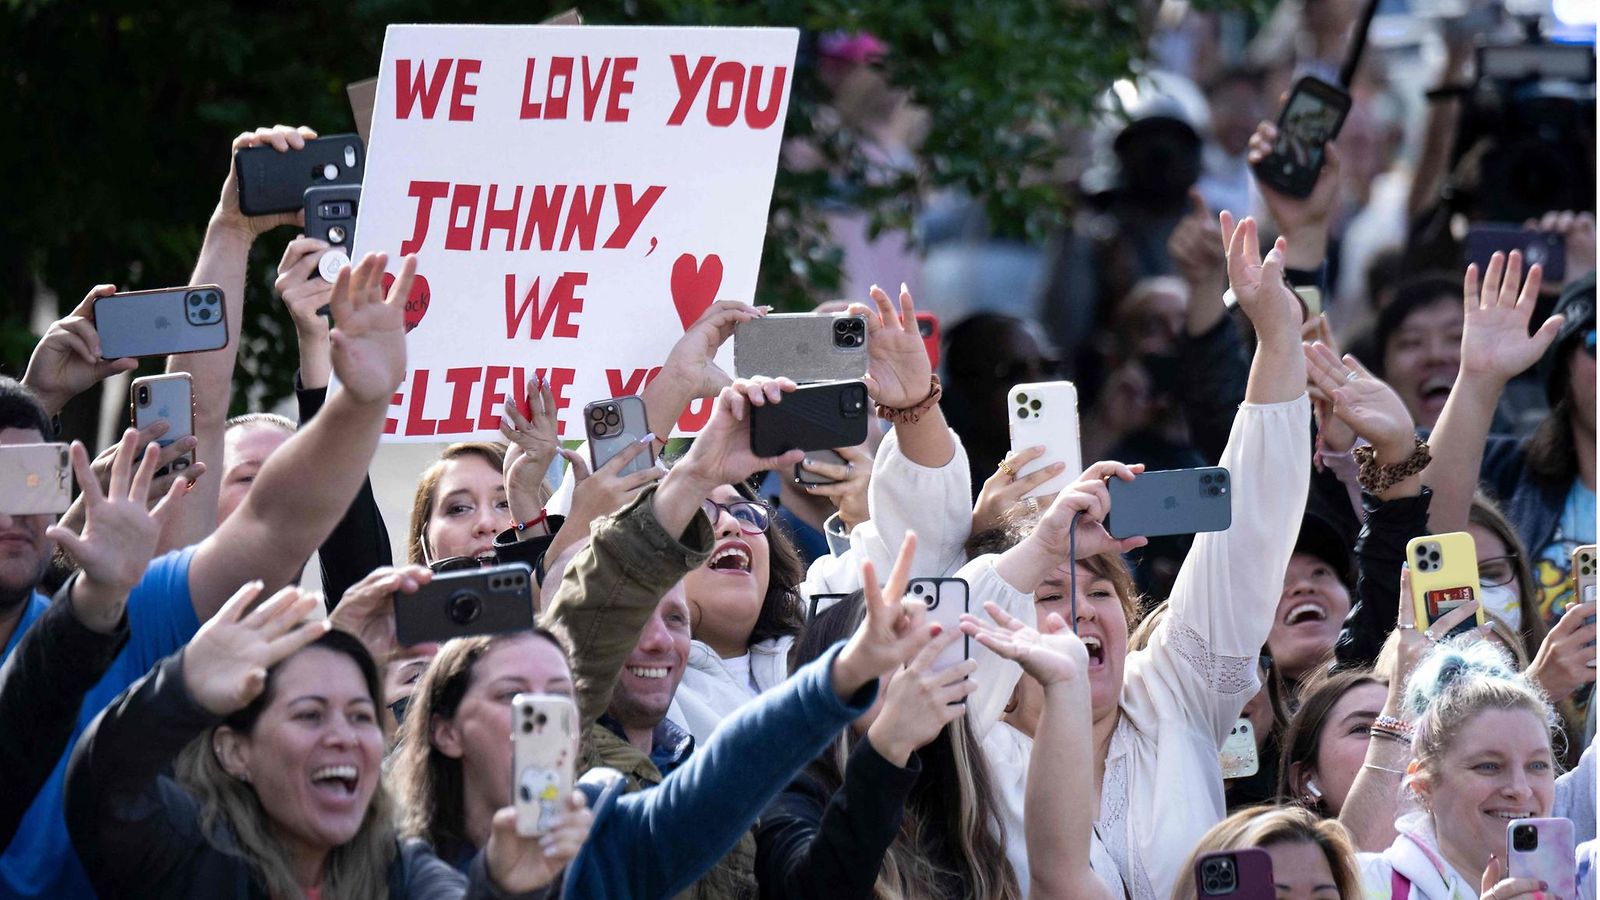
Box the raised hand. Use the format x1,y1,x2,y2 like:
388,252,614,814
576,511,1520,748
48,431,188,633
1304,342,1417,465
673,377,807,490
1220,212,1303,340
559,444,663,531
1169,191,1227,306
86,420,204,502
274,236,336,387
22,285,139,416
832,533,934,699
328,252,413,404
1391,566,1486,703
214,125,320,237
1247,121,1342,243
1459,250,1564,385
485,794,593,894
971,446,1067,535
181,582,331,716
1031,461,1147,559
796,445,873,531
1527,600,1598,702
660,300,766,400
329,565,434,663
863,628,978,766
1478,852,1544,900
501,374,561,523
961,601,1088,686
848,284,932,408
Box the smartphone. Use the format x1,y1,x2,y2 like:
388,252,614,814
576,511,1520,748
1105,467,1232,540
1407,532,1488,639
1508,818,1577,900
1194,848,1274,899
1464,224,1567,284
304,184,362,283
807,591,852,620
94,285,228,359
750,380,870,458
1252,76,1352,199
734,313,868,382
0,443,72,515
915,311,941,370
394,562,534,645
1572,545,1595,650
513,693,579,837
907,577,970,676
584,395,654,479
1220,718,1260,779
235,134,365,216
794,448,848,487
130,374,195,477
1007,381,1083,501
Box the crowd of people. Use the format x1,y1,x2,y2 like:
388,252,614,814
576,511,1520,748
2,6,1598,900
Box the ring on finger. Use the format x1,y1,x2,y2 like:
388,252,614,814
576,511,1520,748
1399,624,1416,631
997,459,1017,478
1423,630,1437,643
1344,370,1359,382
1025,497,1039,515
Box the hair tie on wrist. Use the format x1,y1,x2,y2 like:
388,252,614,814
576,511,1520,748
1353,437,1429,494
874,375,942,425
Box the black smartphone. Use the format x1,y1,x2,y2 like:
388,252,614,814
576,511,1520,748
1464,224,1567,283
394,563,534,645
236,134,365,216
304,184,362,283
749,380,870,458
1105,467,1232,540
1252,77,1351,199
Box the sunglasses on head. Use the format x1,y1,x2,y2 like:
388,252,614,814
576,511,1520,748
701,498,772,535
428,554,498,574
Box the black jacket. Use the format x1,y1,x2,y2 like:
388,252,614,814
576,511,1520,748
0,576,128,849
64,651,542,900
1334,488,1434,669
755,739,965,900
296,376,393,608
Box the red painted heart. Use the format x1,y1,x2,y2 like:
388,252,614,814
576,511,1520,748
670,253,722,330
381,272,432,333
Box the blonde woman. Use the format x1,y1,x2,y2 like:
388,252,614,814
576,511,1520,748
1171,806,1362,900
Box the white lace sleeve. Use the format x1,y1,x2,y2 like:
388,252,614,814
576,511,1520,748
1120,395,1310,746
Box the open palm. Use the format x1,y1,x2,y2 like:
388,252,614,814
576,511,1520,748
1460,251,1563,383
330,252,413,403
961,602,1088,686
1305,343,1415,451
183,584,329,716
848,284,930,408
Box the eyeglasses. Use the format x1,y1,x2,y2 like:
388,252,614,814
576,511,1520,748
428,554,498,574
1478,554,1518,588
701,498,772,535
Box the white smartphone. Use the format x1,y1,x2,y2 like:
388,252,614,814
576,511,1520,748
1007,381,1083,501
907,577,970,676
0,443,73,515
131,374,195,477
512,693,578,837
1220,718,1260,779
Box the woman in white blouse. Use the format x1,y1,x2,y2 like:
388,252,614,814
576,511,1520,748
957,215,1313,900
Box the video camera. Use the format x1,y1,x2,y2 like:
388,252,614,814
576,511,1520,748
1448,23,1595,222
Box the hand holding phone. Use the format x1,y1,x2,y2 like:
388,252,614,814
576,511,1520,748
513,693,578,837
734,313,868,382
585,396,655,478
1506,818,1576,900
1105,467,1232,539
1220,718,1259,779
1006,381,1083,501
235,133,365,216
23,284,139,415
749,380,870,457
394,563,534,645
303,185,362,284
1406,533,1487,640
0,443,72,515
1251,76,1351,199
94,285,229,359
907,578,970,676
131,374,195,477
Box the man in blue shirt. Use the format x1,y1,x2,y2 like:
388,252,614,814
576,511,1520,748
0,139,414,897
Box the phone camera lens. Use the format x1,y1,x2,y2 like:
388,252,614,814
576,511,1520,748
197,308,212,320
521,720,533,734
535,712,548,727
138,386,149,404
604,412,620,428
1017,408,1030,419
589,407,606,421
447,590,483,626
1201,474,1213,484
1015,392,1028,404
911,583,924,594
189,295,202,306
328,225,347,244
1512,824,1538,852
1029,399,1041,411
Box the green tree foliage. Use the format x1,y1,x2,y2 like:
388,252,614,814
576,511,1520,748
0,0,1186,426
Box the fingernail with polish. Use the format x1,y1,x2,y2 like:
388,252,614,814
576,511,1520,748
930,623,943,637
638,432,655,445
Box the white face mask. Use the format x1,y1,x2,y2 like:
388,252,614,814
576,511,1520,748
1477,583,1522,631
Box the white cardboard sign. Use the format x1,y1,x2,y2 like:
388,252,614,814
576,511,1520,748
355,24,798,441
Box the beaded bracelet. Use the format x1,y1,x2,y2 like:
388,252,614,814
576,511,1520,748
1368,727,1412,747
513,509,549,534
1354,437,1430,494
1372,714,1414,738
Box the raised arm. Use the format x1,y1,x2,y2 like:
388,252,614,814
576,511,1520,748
639,300,764,444
163,126,320,551
185,253,412,621
1421,251,1562,532
963,604,1116,900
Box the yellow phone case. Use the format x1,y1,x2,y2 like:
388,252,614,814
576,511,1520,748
1407,532,1486,637
1572,545,1596,607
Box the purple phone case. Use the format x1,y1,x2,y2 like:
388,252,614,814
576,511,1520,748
1508,818,1577,900
1194,848,1273,899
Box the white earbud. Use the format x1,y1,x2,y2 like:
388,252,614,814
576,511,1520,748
1306,779,1322,799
